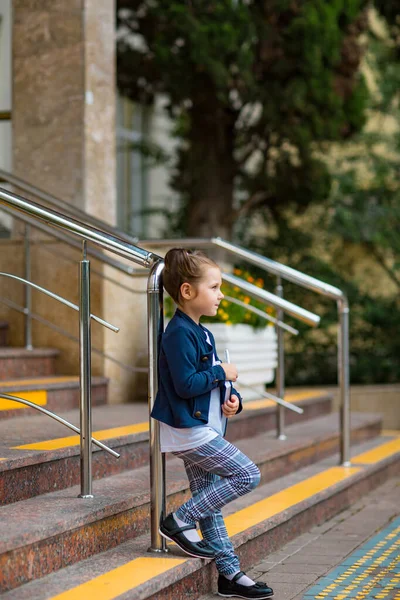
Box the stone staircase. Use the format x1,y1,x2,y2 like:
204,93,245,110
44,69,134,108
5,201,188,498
0,319,399,599
0,321,108,421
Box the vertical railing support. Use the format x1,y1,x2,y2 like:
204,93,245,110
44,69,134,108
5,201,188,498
338,298,351,466
147,259,167,552
79,240,93,498
24,224,33,350
275,276,286,440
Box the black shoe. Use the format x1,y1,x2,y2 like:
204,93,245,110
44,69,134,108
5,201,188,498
218,571,274,599
159,513,215,559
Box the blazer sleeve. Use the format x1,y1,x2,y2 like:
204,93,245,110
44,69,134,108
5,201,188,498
231,385,243,415
163,328,226,399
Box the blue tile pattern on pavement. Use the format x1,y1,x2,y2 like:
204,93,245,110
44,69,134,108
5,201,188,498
303,516,400,599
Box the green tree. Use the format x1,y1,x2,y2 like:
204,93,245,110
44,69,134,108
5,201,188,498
117,0,369,239
328,14,400,291
268,9,400,386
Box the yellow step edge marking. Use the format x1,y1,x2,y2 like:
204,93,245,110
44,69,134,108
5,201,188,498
0,376,78,387
13,422,149,451
244,389,328,411
381,429,400,437
49,556,186,600
46,464,359,600
352,437,400,465
225,466,360,538
12,389,326,450
0,390,47,411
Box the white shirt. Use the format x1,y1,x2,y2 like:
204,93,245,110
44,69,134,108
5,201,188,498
160,331,230,452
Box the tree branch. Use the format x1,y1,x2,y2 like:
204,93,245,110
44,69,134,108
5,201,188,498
233,190,270,219
368,244,400,291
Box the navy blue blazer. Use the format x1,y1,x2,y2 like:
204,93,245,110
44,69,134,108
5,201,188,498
151,309,243,428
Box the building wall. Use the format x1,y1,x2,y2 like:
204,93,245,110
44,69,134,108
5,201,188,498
0,0,12,172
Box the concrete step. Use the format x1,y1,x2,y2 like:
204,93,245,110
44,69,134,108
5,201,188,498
198,476,400,600
0,347,59,381
1,433,399,599
0,375,108,422
0,390,332,504
0,412,384,593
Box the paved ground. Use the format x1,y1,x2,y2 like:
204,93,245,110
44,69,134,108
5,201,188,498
200,476,400,600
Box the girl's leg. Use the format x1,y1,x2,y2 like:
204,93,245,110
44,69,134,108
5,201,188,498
182,458,241,575
173,436,260,574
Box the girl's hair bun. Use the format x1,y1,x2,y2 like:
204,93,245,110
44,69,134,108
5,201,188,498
163,248,218,304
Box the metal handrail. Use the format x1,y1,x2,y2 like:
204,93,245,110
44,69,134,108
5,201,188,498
139,237,350,466
0,185,163,498
0,168,139,245
0,393,120,458
0,202,144,276
0,294,148,374
0,273,119,332
223,296,299,335
0,187,159,267
0,184,329,555
222,273,319,327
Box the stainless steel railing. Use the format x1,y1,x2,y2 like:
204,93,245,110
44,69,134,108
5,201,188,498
0,168,139,244
0,185,162,498
0,393,120,457
0,182,325,552
139,237,351,467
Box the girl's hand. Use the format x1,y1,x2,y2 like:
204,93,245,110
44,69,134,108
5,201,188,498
220,362,238,382
222,394,240,417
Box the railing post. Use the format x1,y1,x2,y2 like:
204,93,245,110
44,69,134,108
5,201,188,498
79,240,93,498
275,276,286,440
24,224,33,350
338,299,351,466
147,260,167,552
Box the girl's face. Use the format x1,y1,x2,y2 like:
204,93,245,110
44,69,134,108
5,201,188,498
180,266,224,323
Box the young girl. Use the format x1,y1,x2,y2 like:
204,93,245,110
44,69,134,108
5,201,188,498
151,248,273,600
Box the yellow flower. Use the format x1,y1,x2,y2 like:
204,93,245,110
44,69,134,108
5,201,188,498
233,268,241,275
221,300,228,307
234,286,240,292
247,276,255,283
256,278,264,288
244,297,250,304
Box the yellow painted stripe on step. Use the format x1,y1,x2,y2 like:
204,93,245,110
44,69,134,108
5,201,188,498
44,464,358,599
352,437,400,465
49,556,186,600
381,429,400,437
13,422,149,451
244,389,328,411
0,390,47,411
11,389,327,449
225,466,360,538
0,376,78,387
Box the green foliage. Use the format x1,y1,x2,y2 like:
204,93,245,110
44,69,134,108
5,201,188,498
328,27,400,291
117,0,370,237
262,11,400,386
116,2,400,385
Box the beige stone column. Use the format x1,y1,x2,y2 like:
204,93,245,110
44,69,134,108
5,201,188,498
9,0,117,379
12,0,116,223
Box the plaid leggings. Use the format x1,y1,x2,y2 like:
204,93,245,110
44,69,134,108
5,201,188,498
172,435,261,575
